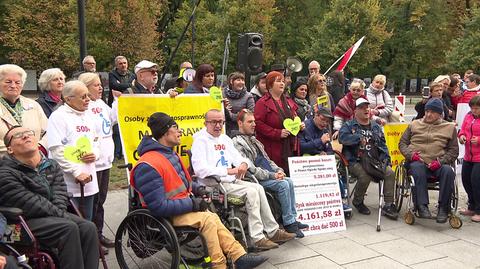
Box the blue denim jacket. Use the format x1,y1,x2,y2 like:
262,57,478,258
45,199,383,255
338,119,391,165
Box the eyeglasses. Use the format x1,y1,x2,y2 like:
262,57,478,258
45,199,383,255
206,120,225,126
140,69,158,75
317,80,326,83
6,130,35,146
84,62,96,65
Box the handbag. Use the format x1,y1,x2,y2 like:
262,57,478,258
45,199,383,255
360,148,387,182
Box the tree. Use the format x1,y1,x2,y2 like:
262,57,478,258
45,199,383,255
300,0,392,75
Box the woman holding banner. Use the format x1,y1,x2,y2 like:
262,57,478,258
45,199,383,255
185,63,216,94
307,73,335,114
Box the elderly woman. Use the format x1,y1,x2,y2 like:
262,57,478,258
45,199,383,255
308,73,335,114
78,73,116,248
290,78,311,121
223,72,255,136
254,71,301,175
332,79,367,139
0,64,48,156
185,63,216,94
47,80,99,221
36,68,65,117
365,74,393,125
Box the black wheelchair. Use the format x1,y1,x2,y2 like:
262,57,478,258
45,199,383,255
394,160,462,229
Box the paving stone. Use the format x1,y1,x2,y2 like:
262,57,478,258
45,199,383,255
388,225,457,247
441,223,480,245
368,238,444,265
338,224,399,245
309,238,381,265
297,231,344,245
277,255,342,269
426,240,480,267
410,257,475,269
343,256,409,269
263,239,319,265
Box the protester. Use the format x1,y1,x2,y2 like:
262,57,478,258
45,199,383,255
72,55,97,79
78,73,116,248
36,68,66,117
339,98,398,219
250,72,267,103
290,78,311,121
457,74,480,104
123,60,161,94
223,72,255,137
332,79,366,139
0,64,48,157
185,63,216,94
0,126,99,269
365,74,393,125
47,81,99,221
399,98,458,223
233,109,308,238
462,69,474,91
414,82,451,121
308,60,320,77
307,73,335,113
108,55,135,106
132,112,267,269
447,76,463,113
458,95,480,222
327,70,345,105
191,109,296,251
254,71,301,175
434,75,454,117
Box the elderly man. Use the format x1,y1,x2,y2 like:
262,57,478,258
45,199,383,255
132,112,267,269
108,56,135,106
339,98,398,220
73,55,97,79
399,98,458,223
191,109,295,251
125,60,161,94
308,60,320,77
232,109,308,238
0,126,99,269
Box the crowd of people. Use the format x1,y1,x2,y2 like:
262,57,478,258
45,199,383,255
0,55,478,269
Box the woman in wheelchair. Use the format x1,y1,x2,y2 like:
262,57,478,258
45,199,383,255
130,112,267,269
0,126,99,269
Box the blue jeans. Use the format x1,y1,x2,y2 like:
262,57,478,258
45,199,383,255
71,195,95,221
259,177,297,226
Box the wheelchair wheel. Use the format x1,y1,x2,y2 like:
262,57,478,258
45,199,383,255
404,211,415,225
451,179,460,213
394,164,410,212
115,210,180,269
449,215,462,229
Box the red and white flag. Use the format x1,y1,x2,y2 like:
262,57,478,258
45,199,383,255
336,36,365,71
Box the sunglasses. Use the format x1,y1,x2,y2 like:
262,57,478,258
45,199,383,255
141,69,158,75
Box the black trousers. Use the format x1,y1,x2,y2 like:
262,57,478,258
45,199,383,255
26,213,99,269
461,161,480,214
93,169,110,236
409,161,455,209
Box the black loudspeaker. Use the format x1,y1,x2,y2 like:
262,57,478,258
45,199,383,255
236,33,263,75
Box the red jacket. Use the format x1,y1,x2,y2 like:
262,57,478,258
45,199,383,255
254,92,299,172
458,112,480,162
459,89,480,104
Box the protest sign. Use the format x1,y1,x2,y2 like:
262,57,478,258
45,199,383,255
384,123,408,170
289,155,346,236
117,94,223,169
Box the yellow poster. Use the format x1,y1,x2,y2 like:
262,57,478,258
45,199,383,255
117,94,223,168
384,123,409,170
317,95,329,108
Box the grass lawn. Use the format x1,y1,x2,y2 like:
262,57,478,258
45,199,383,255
109,159,130,190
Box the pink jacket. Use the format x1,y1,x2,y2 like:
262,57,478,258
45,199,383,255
458,112,480,162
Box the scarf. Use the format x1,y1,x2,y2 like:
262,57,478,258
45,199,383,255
224,86,247,99
333,92,357,120
47,91,62,103
0,97,23,125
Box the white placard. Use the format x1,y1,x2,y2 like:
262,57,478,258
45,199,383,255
289,155,346,236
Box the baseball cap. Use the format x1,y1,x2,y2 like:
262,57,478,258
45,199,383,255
355,97,370,108
134,60,158,74
315,105,333,118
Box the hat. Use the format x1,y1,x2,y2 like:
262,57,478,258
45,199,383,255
315,105,333,119
255,72,267,85
266,71,284,90
135,60,158,74
292,78,308,92
355,97,370,108
425,98,444,114
270,63,285,72
147,112,177,139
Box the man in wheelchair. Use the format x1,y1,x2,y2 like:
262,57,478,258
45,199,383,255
399,98,459,223
191,109,296,251
0,126,99,269
232,109,308,238
131,112,267,269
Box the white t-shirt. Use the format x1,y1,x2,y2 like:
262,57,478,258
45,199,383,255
87,99,117,171
47,104,99,197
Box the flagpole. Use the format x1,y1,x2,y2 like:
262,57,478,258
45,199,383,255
324,52,346,75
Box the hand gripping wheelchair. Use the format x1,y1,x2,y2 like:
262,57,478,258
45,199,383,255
394,160,462,229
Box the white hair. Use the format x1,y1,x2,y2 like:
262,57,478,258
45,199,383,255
82,55,95,65
38,68,65,92
62,80,86,99
373,74,386,84
0,64,27,85
78,72,100,88
115,56,127,65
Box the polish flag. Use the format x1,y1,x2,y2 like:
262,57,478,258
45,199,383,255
336,36,365,71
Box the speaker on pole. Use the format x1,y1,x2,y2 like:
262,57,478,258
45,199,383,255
237,33,263,89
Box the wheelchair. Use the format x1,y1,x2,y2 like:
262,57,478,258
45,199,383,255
394,160,462,229
333,149,353,220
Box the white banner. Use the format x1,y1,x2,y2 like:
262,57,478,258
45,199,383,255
289,155,346,236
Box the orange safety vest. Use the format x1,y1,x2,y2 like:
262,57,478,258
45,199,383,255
130,150,192,207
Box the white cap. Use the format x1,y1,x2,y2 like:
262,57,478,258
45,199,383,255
355,97,370,108
134,60,158,74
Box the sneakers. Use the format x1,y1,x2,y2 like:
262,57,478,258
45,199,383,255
436,207,448,223
417,205,432,218
235,253,268,269
296,221,309,230
460,208,475,216
284,223,304,238
353,202,371,215
382,203,399,220
254,238,278,251
268,229,296,244
471,214,480,222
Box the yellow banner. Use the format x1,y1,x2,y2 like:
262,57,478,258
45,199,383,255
384,123,409,170
117,94,223,167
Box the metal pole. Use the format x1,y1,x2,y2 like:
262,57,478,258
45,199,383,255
191,0,195,66
77,0,87,68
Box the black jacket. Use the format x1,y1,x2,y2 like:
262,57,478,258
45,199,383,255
108,69,135,106
36,91,61,118
0,155,68,219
